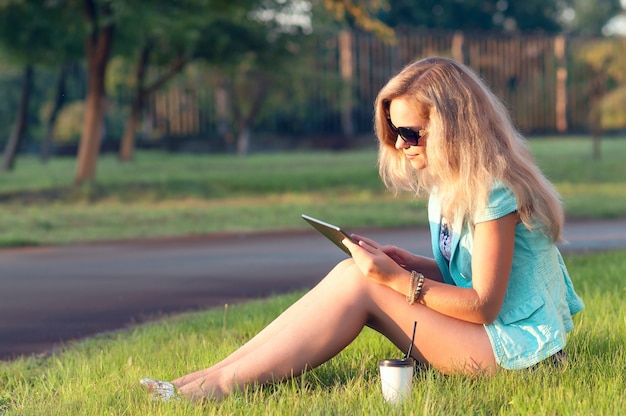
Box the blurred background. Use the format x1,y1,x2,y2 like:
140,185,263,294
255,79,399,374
1,0,625,185
1,0,625,365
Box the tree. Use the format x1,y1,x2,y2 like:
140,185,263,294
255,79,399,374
40,62,73,162
0,0,82,171
381,0,626,37
576,37,626,159
115,6,193,162
114,0,393,159
380,0,566,33
115,0,252,161
321,0,394,39
559,0,624,36
75,0,206,182
211,0,393,154
1,0,397,176
74,0,115,184
1,65,32,171
112,0,395,158
117,45,188,161
202,5,307,155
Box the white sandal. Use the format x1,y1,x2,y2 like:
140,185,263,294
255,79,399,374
140,378,179,402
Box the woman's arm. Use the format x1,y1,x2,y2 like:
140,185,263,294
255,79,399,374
346,212,517,325
417,212,517,324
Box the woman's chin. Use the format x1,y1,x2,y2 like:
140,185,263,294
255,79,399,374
408,157,427,170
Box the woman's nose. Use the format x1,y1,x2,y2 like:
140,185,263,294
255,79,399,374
395,136,409,150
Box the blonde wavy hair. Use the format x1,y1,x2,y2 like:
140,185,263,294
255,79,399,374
375,57,564,242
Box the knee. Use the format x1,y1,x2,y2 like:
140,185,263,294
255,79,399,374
326,259,368,291
330,258,360,275
327,258,357,277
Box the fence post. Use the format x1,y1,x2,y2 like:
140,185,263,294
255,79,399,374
452,31,464,63
339,30,354,138
554,35,568,133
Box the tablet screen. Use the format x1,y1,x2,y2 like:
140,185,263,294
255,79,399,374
301,214,355,256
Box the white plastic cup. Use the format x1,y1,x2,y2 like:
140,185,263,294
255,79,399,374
378,358,414,404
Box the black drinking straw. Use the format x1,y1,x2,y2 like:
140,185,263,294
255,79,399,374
405,321,417,359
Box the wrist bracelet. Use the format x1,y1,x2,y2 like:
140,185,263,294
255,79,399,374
408,271,424,305
406,271,418,303
412,272,425,304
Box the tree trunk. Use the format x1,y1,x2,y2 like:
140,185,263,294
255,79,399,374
119,94,142,161
590,106,602,160
215,75,232,145
75,0,114,185
236,127,250,156
232,72,270,156
119,48,187,162
2,65,33,172
41,62,70,163
119,45,150,162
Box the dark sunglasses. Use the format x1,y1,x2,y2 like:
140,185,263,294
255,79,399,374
386,118,427,146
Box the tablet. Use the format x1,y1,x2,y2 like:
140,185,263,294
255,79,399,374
301,214,356,256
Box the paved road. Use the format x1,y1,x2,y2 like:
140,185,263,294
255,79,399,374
2,219,626,360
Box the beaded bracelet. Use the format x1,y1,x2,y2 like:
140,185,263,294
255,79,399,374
408,271,425,305
413,272,425,303
406,271,418,303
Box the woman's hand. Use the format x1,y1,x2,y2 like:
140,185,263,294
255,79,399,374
349,233,445,284
342,235,409,292
350,234,411,267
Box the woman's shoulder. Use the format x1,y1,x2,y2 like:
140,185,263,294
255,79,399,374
474,180,518,223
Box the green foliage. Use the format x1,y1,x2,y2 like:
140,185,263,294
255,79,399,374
560,0,624,36
321,0,395,40
577,38,626,83
380,0,564,33
49,101,84,142
192,12,271,65
572,38,626,130
0,250,624,414
0,0,83,65
0,61,22,140
600,87,626,130
1,0,624,158
380,0,624,36
111,0,250,63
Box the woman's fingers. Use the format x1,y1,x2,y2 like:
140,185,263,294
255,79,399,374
350,233,382,249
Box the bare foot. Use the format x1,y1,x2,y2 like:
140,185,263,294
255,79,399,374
174,377,227,402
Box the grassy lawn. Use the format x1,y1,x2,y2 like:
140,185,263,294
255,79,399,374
0,136,625,247
0,137,625,414
0,249,624,415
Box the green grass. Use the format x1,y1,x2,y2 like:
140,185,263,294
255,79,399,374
1,137,624,414
0,249,624,415
0,136,625,247
530,137,626,219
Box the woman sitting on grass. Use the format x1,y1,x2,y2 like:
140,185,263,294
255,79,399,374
142,57,584,401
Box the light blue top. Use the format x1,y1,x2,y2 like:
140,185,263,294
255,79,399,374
428,183,585,369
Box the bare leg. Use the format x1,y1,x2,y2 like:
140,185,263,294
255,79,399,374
172,260,355,389
172,260,496,400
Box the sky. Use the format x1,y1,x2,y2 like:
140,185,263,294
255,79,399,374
603,0,626,36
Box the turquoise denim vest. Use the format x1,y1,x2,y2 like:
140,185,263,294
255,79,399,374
428,183,585,369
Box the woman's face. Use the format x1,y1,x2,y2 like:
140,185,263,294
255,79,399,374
388,98,429,170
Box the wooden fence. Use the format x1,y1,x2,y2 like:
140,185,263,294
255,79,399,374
320,30,625,137
142,29,626,147
2,29,625,152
